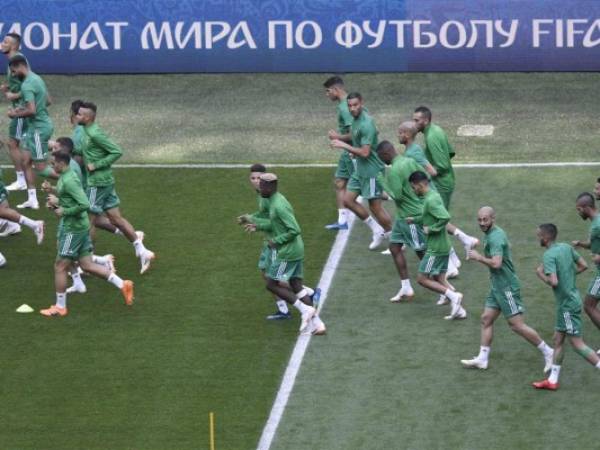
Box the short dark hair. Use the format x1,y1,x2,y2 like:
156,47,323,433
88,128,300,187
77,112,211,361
8,54,27,68
71,99,84,115
6,33,21,46
376,140,395,154
576,192,595,208
596,177,600,184
79,101,97,113
323,76,344,88
414,106,432,121
538,223,557,240
250,163,266,173
347,92,362,101
409,171,429,184
53,151,71,164
56,137,74,154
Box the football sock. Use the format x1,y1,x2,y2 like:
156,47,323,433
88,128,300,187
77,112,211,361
276,299,289,314
548,365,561,383
108,273,125,289
56,292,67,309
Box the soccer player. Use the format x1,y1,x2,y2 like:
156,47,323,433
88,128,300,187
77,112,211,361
41,151,133,317
75,101,155,274
0,33,28,191
248,173,326,335
323,76,354,230
532,223,600,390
238,163,292,320
397,121,478,277
412,107,466,271
461,207,553,371
408,171,464,319
376,140,425,302
330,92,392,250
7,54,54,210
573,192,600,336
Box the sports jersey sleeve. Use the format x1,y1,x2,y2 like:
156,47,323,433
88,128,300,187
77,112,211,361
358,123,376,148
62,179,90,217
487,234,504,256
412,148,430,168
426,196,450,233
20,82,35,105
377,170,399,201
337,104,353,134
271,204,301,246
543,252,557,275
426,134,452,175
571,246,582,262
90,129,123,169
590,225,600,255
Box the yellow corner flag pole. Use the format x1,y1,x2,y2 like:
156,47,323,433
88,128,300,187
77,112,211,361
209,412,215,450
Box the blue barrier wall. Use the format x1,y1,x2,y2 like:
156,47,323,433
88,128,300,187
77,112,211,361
2,0,600,73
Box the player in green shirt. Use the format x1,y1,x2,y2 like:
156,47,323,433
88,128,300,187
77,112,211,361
376,140,424,302
76,101,155,274
7,54,54,210
533,223,600,390
330,92,392,250
397,121,478,279
461,207,553,371
248,173,325,335
323,76,354,230
413,106,455,210
238,164,294,320
573,192,600,338
409,171,464,320
0,33,28,192
40,151,135,317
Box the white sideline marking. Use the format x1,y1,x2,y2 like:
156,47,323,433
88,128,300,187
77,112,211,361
457,124,494,137
256,215,357,450
1,162,599,169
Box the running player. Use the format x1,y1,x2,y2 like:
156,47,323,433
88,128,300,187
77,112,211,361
376,140,424,302
1,33,27,191
41,151,133,317
330,92,392,250
323,76,353,230
7,54,54,210
408,170,464,319
75,101,155,274
461,207,553,371
573,192,600,337
532,223,600,390
412,109,466,272
238,163,292,320
249,173,326,335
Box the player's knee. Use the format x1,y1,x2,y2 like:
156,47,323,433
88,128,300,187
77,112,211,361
334,178,346,191
416,273,427,286
480,314,493,328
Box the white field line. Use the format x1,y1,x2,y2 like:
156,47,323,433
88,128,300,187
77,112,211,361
0,162,598,169
256,214,357,450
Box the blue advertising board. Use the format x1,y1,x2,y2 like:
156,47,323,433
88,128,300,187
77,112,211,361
1,0,599,73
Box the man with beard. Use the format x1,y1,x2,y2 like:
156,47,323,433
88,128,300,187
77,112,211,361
461,206,553,371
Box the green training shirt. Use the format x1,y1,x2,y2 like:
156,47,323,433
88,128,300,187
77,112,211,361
6,52,28,107
421,189,451,255
543,242,582,311
351,110,384,178
250,194,273,240
255,192,304,261
337,96,353,134
379,155,424,221
423,123,455,192
484,225,520,291
57,167,90,233
20,70,52,130
404,142,430,169
590,214,600,269
81,123,123,187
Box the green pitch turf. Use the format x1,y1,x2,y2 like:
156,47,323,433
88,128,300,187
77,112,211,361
0,168,335,450
0,73,599,164
273,167,600,450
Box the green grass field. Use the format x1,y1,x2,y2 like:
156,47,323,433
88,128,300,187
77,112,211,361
1,74,599,450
